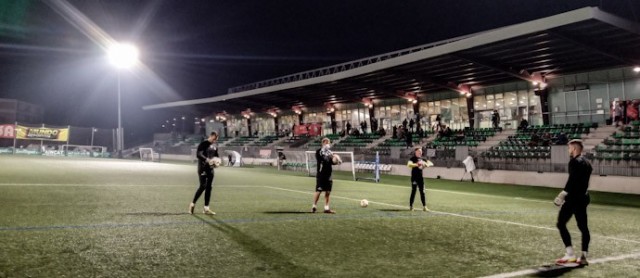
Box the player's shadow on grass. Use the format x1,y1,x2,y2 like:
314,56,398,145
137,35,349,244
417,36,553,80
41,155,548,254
534,264,583,277
193,215,323,276
263,211,312,214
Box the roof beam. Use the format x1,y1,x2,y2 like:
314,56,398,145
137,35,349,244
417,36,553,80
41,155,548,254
340,79,400,99
387,69,469,95
547,29,640,66
450,53,541,83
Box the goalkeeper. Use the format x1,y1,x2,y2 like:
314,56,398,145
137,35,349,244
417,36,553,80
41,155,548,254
554,139,592,265
312,137,336,214
188,132,220,215
407,147,430,212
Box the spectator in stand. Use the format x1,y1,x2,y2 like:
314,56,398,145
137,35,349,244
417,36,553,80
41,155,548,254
402,118,408,130
556,132,569,145
529,132,540,147
392,125,398,139
409,118,415,132
361,121,367,134
518,118,529,131
405,130,413,149
542,132,552,146
378,127,386,136
346,121,352,135
443,126,453,137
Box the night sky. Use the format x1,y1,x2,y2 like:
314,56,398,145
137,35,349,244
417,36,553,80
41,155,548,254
1,0,639,145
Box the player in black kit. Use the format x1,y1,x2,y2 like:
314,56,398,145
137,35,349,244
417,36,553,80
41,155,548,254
407,147,430,212
189,132,220,215
554,139,592,265
312,137,336,214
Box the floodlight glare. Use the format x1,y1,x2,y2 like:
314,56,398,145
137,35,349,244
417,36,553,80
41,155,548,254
633,66,640,73
108,43,139,69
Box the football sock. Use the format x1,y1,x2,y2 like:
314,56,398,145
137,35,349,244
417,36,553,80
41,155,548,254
312,204,317,208
582,251,588,258
566,246,575,257
204,206,210,211
324,205,329,210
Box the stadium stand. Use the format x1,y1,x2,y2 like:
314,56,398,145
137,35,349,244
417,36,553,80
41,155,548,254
249,135,282,147
225,136,259,147
594,121,640,162
483,124,592,159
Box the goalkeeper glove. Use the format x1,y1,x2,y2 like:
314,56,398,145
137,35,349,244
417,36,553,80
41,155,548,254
554,191,568,206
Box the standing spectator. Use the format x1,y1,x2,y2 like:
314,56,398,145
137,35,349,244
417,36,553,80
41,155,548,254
402,118,408,130
416,121,423,137
409,118,415,132
346,121,352,135
392,125,398,139
613,102,624,127
435,114,442,128
371,118,378,133
405,130,413,149
331,119,337,135
491,110,500,129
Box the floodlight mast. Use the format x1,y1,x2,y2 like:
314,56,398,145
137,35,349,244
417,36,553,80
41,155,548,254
107,42,138,158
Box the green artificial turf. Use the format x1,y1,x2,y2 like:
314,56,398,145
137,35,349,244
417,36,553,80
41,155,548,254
1,156,639,277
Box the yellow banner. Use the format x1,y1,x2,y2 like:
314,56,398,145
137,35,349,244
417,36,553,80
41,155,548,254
15,125,69,141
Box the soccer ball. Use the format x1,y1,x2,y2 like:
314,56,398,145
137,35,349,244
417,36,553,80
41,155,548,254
360,199,369,208
332,154,342,165
208,157,222,167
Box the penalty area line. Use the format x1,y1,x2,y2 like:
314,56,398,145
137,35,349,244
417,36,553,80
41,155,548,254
479,251,640,278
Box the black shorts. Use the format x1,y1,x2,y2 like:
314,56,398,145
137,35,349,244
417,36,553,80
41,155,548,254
315,178,333,192
411,177,424,186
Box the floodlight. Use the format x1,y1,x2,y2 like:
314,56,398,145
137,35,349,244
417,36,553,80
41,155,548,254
108,43,139,69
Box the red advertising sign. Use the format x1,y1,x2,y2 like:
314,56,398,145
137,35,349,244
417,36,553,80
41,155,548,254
0,124,15,139
294,124,308,135
293,123,324,136
308,123,323,136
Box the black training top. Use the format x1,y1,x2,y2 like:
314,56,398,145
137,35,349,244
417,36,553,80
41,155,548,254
563,155,592,197
409,156,423,180
316,147,333,178
196,140,219,164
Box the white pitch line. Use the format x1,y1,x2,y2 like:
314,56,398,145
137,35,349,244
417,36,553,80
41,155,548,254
0,183,189,187
375,183,637,210
479,251,640,278
263,186,640,245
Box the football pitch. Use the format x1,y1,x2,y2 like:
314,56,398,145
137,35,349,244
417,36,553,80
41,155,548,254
1,156,639,277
